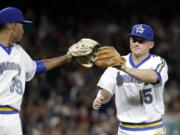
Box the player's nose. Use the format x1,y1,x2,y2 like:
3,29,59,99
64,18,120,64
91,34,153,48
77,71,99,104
133,41,140,46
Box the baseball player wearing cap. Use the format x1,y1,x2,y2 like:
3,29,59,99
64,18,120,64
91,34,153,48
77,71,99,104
0,7,73,135
93,24,168,135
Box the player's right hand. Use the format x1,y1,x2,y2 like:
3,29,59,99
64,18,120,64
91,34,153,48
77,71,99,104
92,96,104,110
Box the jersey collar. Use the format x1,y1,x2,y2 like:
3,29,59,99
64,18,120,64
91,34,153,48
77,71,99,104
129,53,151,68
0,43,13,55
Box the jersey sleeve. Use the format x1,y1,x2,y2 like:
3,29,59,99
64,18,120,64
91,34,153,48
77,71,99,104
97,67,117,95
20,47,37,82
152,56,168,84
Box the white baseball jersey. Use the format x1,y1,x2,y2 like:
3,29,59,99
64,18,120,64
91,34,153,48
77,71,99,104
97,53,168,123
0,43,36,111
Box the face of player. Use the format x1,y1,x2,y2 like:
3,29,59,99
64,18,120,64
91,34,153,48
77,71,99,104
130,36,154,57
12,23,24,43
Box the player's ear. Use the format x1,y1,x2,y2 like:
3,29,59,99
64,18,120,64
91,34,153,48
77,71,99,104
149,41,155,49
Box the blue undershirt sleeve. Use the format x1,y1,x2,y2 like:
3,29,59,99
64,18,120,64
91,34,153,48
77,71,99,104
35,60,47,75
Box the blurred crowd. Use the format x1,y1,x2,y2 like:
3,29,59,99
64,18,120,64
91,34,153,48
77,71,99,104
19,9,180,135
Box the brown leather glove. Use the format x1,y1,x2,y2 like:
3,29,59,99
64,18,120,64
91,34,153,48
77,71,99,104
95,46,126,68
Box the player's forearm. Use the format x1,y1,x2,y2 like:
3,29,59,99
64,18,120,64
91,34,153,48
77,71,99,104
43,53,72,71
97,89,112,104
121,65,158,83
93,89,112,110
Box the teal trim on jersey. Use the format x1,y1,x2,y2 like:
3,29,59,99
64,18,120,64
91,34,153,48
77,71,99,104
0,43,12,55
129,53,151,68
155,59,165,73
153,69,162,83
152,58,165,85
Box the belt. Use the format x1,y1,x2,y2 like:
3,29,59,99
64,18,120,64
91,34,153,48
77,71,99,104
0,105,18,114
119,119,163,131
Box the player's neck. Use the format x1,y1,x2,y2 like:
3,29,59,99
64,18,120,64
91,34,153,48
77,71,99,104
132,53,150,64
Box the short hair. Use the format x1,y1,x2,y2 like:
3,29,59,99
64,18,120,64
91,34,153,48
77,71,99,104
0,24,6,31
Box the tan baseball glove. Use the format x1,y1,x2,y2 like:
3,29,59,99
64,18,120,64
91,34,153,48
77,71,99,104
68,38,100,68
95,46,126,68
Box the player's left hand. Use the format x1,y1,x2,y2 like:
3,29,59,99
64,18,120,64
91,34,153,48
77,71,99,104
95,46,126,69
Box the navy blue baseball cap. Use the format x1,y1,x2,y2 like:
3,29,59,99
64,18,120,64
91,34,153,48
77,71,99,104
0,7,32,25
129,24,154,41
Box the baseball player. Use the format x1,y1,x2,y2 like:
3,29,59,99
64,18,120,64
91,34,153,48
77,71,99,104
93,24,168,135
0,7,73,135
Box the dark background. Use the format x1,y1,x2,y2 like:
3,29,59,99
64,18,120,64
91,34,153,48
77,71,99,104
0,0,180,135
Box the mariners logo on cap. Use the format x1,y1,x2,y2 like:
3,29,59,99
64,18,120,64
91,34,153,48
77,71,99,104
135,25,145,34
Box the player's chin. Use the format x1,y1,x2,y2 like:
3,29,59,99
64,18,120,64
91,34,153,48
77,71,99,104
19,34,23,41
14,36,22,43
132,50,143,56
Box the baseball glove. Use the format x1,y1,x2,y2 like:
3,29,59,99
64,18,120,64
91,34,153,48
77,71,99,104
68,38,100,68
95,46,126,68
